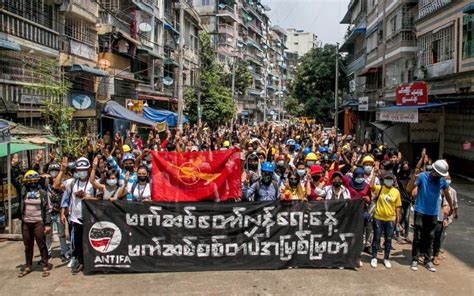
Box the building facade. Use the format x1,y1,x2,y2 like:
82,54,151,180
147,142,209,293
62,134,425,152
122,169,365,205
285,28,319,58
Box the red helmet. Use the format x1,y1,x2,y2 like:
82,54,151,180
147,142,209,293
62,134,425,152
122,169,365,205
310,165,323,176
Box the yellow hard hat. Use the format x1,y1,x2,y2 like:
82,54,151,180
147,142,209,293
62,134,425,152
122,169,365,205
122,144,131,152
343,144,350,151
223,140,230,148
295,135,301,140
23,170,40,182
271,147,277,155
362,155,375,165
305,152,318,161
378,145,384,151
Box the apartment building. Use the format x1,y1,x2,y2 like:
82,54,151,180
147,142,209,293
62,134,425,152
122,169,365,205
285,28,319,58
415,0,474,175
0,0,61,127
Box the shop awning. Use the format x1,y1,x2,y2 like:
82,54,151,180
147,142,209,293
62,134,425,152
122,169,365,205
380,102,456,111
68,64,108,77
0,139,44,158
164,22,179,35
103,101,156,126
22,136,56,145
137,48,164,59
463,2,474,14
370,121,393,131
358,67,381,77
143,107,187,127
0,119,47,136
138,94,177,102
0,38,21,51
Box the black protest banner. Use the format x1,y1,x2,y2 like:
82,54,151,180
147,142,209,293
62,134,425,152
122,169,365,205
83,199,364,274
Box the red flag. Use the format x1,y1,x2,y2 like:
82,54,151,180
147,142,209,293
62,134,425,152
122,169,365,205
151,149,241,202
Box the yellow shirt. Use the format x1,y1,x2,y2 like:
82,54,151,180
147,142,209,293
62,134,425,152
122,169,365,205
373,185,401,222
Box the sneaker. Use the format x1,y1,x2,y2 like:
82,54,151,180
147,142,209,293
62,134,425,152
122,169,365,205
358,260,363,268
425,262,437,272
68,257,77,269
61,255,71,263
370,258,377,268
338,267,344,270
411,261,418,271
383,259,392,269
72,264,84,274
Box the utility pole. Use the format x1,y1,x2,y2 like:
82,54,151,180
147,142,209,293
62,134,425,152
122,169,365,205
381,0,387,105
177,0,185,131
334,42,339,128
197,49,202,127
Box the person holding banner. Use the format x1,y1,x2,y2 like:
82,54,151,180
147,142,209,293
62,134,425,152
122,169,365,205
243,162,280,201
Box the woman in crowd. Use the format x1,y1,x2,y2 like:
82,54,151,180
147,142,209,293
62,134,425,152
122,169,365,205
117,166,152,202
281,170,306,200
90,156,120,201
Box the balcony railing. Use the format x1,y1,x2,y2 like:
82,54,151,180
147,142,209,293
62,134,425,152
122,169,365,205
71,0,98,17
218,24,234,36
423,59,454,78
0,9,59,50
347,54,366,75
418,0,458,20
61,37,97,61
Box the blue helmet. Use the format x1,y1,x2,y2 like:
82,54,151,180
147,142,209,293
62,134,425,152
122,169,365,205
303,147,311,157
286,139,296,146
122,153,136,163
332,154,337,161
294,144,301,152
261,162,275,173
318,147,329,154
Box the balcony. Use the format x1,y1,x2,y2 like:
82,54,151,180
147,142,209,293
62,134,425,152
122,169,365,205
347,53,366,75
66,0,99,23
217,4,237,22
0,8,59,51
244,53,263,66
218,24,235,36
418,0,459,20
422,59,455,79
61,37,97,62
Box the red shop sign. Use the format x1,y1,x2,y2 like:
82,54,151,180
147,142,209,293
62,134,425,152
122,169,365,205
396,82,428,106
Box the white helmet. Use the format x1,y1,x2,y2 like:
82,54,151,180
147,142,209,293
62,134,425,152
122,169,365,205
75,157,91,170
432,159,449,177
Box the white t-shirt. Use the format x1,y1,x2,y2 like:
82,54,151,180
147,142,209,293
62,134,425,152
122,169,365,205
126,182,152,202
64,178,95,224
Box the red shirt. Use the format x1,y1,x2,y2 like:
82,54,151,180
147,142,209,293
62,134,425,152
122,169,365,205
342,176,370,199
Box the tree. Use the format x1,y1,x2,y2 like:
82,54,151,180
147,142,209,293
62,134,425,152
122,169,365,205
288,44,349,123
185,32,236,125
27,58,86,157
283,97,304,117
220,60,253,97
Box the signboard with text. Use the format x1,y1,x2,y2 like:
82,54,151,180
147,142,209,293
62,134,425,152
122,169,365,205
396,82,428,106
379,109,418,123
358,97,369,111
410,113,440,143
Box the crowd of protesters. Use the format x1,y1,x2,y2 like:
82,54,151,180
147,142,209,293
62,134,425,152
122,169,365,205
12,122,458,276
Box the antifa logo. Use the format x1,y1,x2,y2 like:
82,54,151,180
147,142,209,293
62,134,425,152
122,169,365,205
89,221,122,253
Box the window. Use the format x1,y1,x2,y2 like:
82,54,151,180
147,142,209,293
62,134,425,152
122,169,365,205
463,15,474,59
366,31,377,52
101,0,120,10
418,25,454,66
201,0,211,5
65,17,96,46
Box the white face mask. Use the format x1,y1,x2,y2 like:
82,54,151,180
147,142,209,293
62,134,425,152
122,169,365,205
446,180,452,185
364,166,373,175
384,179,394,187
50,171,59,178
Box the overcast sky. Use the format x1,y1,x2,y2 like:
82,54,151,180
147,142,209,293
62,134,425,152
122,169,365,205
264,0,350,45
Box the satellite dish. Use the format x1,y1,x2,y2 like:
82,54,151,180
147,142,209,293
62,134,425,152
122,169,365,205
163,76,174,86
139,22,152,33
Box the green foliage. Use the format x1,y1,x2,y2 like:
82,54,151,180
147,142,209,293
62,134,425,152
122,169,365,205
288,44,348,123
283,97,304,117
221,60,253,96
27,58,85,158
185,32,236,125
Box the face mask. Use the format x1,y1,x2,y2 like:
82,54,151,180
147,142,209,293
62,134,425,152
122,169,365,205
25,183,38,190
73,172,80,179
50,171,59,178
426,165,433,171
138,176,148,182
384,179,394,187
312,175,321,182
446,180,452,185
364,166,373,175
277,161,285,167
315,161,321,165
355,177,364,184
297,169,306,177
106,179,118,186
248,163,258,170
306,161,315,167
77,171,88,180
332,181,342,188
262,174,272,185
124,165,134,172
289,179,298,187
146,164,152,171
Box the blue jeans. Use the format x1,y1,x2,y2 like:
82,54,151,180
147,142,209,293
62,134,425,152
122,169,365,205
46,213,70,257
372,218,395,260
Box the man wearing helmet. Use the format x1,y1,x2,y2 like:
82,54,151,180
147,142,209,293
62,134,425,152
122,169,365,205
105,151,138,194
60,157,97,274
243,162,280,201
407,159,454,273
18,170,51,278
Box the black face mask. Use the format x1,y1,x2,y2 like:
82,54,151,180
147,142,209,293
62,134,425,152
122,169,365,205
124,165,134,172
262,174,272,185
312,175,321,182
138,176,148,182
289,179,298,187
25,183,39,190
332,181,342,188
248,163,258,170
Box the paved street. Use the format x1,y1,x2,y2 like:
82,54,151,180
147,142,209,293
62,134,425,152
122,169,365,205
0,179,473,296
